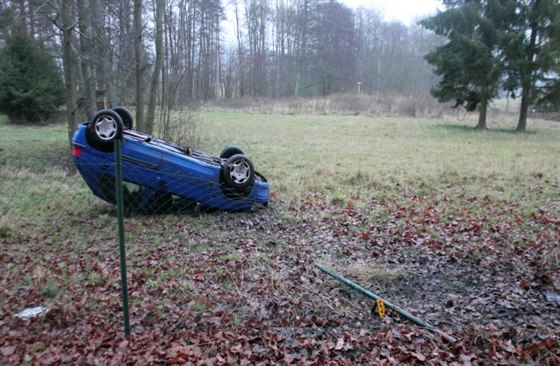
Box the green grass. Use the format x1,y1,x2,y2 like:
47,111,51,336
198,112,559,206
39,279,60,299
2,112,558,223
0,117,70,171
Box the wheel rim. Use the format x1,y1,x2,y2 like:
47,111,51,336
228,160,251,184
94,115,118,140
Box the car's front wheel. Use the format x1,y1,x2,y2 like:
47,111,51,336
85,109,124,152
222,154,255,192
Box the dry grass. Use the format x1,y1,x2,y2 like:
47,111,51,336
203,93,549,123
206,92,451,118
347,262,408,288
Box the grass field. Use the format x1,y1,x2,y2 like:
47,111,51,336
200,112,559,202
1,111,559,364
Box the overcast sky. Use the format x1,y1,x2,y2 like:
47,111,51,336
340,0,442,25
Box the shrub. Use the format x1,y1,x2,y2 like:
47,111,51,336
0,32,65,123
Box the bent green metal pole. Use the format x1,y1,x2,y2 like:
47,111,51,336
315,263,456,343
115,139,131,336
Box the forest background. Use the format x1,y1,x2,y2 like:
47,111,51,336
0,0,447,132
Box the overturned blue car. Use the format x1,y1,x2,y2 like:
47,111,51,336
72,108,269,213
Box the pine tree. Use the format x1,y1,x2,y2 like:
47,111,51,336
500,0,560,131
420,1,504,130
0,31,65,123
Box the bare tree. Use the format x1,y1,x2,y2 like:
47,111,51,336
270,0,298,97
146,0,164,134
133,0,144,129
90,0,117,107
244,0,268,96
113,0,135,103
312,0,356,95
294,0,311,97
232,0,246,98
60,0,78,143
77,0,96,119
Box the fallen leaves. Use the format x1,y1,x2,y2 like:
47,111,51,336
1,190,559,364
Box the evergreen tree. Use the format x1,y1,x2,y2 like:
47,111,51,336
420,0,504,130
0,31,65,123
500,0,559,131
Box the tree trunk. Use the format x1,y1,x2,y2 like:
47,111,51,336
90,0,116,108
134,0,144,130
295,0,309,97
146,0,164,134
515,28,538,132
517,88,529,132
78,0,96,120
234,0,245,98
475,97,488,131
61,0,78,144
516,14,538,133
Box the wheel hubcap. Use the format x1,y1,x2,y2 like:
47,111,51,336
229,160,250,184
94,116,117,140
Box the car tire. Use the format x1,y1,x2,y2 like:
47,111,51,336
113,107,133,130
85,109,124,153
222,154,255,191
219,146,245,159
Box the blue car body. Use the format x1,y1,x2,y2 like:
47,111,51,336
71,122,269,212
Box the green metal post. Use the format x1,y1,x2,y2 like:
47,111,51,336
315,263,456,343
115,139,131,336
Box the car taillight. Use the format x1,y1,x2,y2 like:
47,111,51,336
72,145,82,158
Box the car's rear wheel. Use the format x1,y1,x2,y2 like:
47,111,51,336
222,154,255,192
85,109,124,152
113,107,133,130
219,146,244,159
